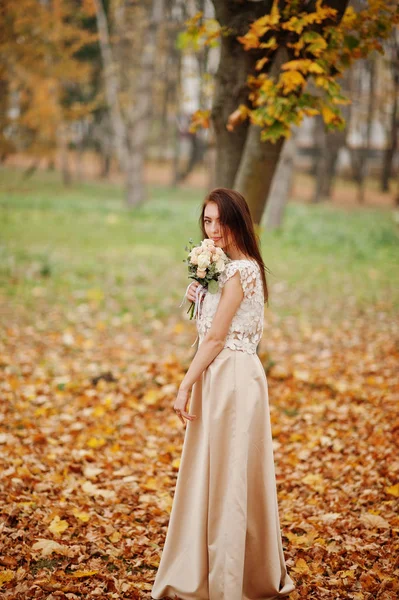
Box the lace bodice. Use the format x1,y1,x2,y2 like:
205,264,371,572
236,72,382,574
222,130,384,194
196,259,265,355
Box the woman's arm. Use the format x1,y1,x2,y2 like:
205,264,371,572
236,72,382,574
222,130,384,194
180,270,244,392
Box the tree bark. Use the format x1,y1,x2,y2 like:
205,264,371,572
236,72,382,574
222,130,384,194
93,0,128,172
265,133,297,230
381,34,399,193
312,115,326,203
94,0,164,207
210,1,273,188
57,123,72,186
357,57,376,204
234,124,284,223
125,0,165,206
211,34,254,187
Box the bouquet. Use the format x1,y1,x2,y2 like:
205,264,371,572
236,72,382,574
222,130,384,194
179,238,229,320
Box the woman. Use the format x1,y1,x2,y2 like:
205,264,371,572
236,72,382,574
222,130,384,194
151,188,295,600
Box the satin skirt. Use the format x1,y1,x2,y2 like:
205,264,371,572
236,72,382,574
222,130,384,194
151,347,295,600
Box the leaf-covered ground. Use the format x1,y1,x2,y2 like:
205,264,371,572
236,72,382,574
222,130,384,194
1,169,398,599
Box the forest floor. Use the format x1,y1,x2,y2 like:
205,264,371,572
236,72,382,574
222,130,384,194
0,167,398,599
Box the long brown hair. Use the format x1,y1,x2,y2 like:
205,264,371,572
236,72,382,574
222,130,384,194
199,188,269,305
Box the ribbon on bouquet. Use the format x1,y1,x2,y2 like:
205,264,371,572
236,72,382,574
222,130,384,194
179,282,207,347
193,283,207,320
179,281,207,320
179,282,195,309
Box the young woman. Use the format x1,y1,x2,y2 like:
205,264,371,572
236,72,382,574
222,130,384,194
151,188,295,600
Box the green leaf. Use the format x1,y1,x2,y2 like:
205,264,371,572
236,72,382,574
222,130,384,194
208,279,219,294
344,35,360,50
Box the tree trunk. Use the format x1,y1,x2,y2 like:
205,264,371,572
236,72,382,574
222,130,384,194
211,34,254,187
312,115,326,203
57,123,72,186
359,58,376,203
233,46,288,223
381,44,399,192
234,124,284,224
125,0,164,206
265,133,296,230
93,0,128,172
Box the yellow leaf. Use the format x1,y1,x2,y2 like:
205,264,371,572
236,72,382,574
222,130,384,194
86,437,106,448
321,105,338,125
109,531,122,543
259,36,278,51
49,516,69,537
302,473,326,492
142,477,158,491
339,570,356,578
282,16,307,34
308,62,324,74
385,483,399,497
282,59,312,73
341,6,357,28
0,570,15,586
92,405,105,417
285,531,317,547
292,558,310,574
279,70,306,94
237,31,261,51
255,56,270,71
238,1,279,51
269,0,280,26
72,509,91,522
302,107,320,116
172,457,181,469
189,109,210,132
142,389,160,406
315,76,329,90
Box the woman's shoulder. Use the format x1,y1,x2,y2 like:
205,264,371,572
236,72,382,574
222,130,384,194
222,258,259,277
219,259,260,291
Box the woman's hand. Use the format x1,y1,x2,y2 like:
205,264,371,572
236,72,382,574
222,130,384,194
173,386,197,425
187,281,206,303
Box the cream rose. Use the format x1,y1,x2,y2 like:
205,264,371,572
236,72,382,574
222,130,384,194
215,259,226,273
197,253,211,269
196,268,206,278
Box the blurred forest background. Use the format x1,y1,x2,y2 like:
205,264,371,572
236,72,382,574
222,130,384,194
0,1,398,599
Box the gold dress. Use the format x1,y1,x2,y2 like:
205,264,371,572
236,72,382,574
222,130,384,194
151,259,295,600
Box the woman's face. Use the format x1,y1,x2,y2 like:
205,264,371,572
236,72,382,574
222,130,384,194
203,202,233,251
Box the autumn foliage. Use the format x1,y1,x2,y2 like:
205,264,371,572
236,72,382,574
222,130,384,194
189,1,399,142
0,0,97,157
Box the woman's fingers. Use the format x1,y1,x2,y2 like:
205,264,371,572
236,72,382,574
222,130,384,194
176,410,197,425
187,282,205,303
187,282,197,302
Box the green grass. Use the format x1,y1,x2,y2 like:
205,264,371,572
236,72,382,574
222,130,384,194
1,167,398,328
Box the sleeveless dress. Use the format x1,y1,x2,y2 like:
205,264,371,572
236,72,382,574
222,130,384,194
151,259,296,600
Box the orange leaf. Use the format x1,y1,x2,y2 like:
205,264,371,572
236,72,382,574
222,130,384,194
226,105,250,132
